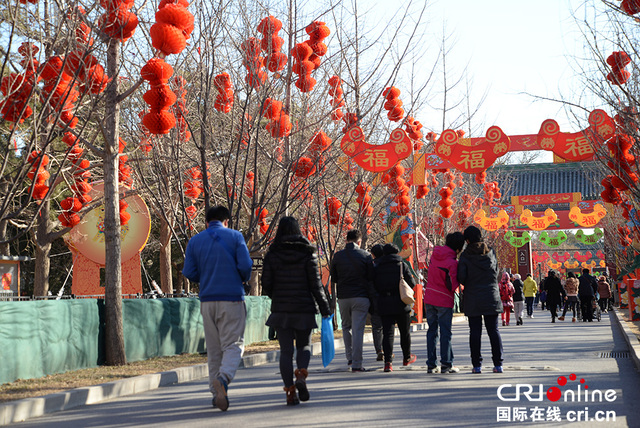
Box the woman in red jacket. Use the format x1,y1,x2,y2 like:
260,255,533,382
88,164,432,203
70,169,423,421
424,232,465,373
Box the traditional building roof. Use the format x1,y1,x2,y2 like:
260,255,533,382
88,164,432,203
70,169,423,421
487,162,604,202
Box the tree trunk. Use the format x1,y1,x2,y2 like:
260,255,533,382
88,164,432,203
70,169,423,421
159,217,173,294
103,39,126,366
33,200,52,296
0,219,9,256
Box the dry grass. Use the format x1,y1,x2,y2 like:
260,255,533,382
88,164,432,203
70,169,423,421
0,330,343,403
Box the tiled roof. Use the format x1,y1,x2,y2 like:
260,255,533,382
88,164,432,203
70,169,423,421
486,162,603,202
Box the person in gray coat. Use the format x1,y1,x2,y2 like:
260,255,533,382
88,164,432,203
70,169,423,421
457,226,504,374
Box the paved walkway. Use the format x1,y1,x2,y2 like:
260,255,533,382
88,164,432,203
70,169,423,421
5,307,640,427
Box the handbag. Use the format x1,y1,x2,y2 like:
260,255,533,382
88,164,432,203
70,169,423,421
321,314,335,367
399,263,415,305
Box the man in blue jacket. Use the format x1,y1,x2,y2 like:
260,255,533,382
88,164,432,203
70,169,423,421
183,206,253,411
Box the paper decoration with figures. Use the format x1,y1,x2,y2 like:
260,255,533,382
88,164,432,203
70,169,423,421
520,208,558,231
539,231,568,247
1,273,11,290
504,230,531,248
569,204,607,227
435,126,510,174
576,228,604,245
537,109,616,162
340,126,412,172
474,209,509,231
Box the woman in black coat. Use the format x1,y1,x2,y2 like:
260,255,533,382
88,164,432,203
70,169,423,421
544,270,566,323
262,217,331,406
373,243,417,372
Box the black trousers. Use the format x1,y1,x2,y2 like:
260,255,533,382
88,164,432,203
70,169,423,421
381,312,411,363
276,327,312,387
468,314,503,368
579,296,594,321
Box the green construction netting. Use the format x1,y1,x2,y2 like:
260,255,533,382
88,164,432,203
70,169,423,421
0,296,342,385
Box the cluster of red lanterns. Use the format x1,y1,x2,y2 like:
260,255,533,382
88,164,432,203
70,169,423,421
244,171,255,198
256,207,269,234
63,132,94,206
328,76,345,121
305,21,330,69
382,86,404,122
382,164,411,215
291,43,316,93
438,187,454,218
483,181,501,206
621,0,640,15
325,197,342,225
606,51,631,85
356,182,373,217
184,166,204,200
308,131,331,169
213,73,234,113
606,133,638,190
258,16,287,73
341,112,359,134
404,116,424,150
618,225,632,246
149,0,194,55
293,156,316,178
26,151,50,201
172,76,191,141
40,55,81,128
0,43,39,124
73,7,94,47
262,97,291,138
601,176,623,204
98,0,138,42
241,38,267,89
456,193,475,229
141,58,177,134
66,48,109,95
118,138,133,187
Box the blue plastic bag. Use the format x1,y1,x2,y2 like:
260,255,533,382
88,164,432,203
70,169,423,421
321,314,335,368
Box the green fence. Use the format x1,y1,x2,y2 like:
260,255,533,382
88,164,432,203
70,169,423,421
0,296,278,385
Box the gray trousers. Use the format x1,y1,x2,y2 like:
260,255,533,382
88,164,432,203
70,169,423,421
201,301,246,396
338,297,370,369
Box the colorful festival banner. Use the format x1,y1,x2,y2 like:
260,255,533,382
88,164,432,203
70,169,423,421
435,126,510,174
511,192,582,206
520,208,558,231
539,231,568,247
503,230,531,248
569,204,607,227
537,109,616,162
576,228,604,245
474,209,510,231
341,126,412,172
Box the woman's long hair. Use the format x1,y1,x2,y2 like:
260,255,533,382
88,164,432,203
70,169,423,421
271,216,302,249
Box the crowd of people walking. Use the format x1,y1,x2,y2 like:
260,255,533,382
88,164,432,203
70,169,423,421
183,206,613,411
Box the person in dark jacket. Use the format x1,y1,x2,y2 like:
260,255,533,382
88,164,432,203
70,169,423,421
457,226,504,374
369,243,385,361
330,230,375,371
373,243,417,372
544,270,566,323
578,268,598,322
512,274,525,325
262,217,332,405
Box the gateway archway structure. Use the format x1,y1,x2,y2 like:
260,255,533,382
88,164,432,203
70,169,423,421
480,162,610,281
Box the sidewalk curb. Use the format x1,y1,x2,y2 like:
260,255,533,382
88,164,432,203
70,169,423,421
0,320,458,425
612,308,640,372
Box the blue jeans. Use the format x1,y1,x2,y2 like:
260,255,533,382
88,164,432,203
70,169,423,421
468,314,503,368
425,304,454,368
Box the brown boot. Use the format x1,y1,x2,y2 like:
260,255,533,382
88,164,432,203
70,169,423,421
295,368,309,401
284,385,299,406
